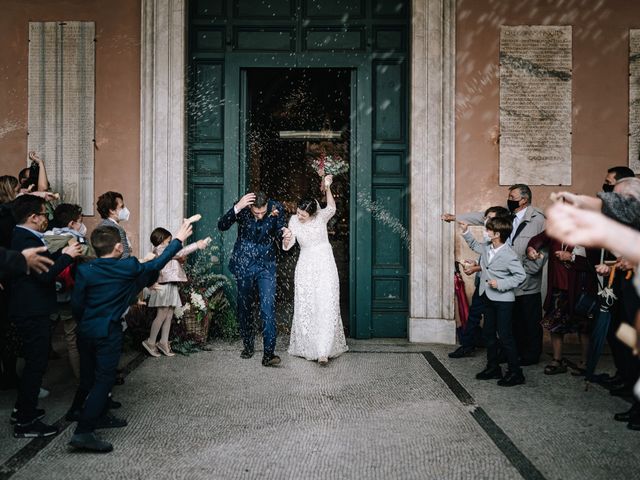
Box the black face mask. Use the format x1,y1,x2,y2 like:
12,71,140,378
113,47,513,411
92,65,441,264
507,199,521,213
602,183,614,193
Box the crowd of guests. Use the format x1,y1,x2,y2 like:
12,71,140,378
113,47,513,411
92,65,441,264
0,154,198,452
443,166,640,431
2,153,640,454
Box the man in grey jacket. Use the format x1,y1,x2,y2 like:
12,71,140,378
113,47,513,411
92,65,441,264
443,184,546,365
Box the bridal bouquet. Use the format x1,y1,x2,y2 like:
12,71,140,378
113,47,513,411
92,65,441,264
309,154,349,178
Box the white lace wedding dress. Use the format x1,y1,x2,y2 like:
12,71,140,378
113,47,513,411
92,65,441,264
284,204,348,360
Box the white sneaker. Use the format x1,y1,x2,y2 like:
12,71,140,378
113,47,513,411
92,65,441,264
38,388,50,399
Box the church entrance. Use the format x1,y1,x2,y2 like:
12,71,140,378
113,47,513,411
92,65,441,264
188,0,410,338
244,68,351,334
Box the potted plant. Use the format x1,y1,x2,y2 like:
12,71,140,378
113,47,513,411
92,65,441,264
175,243,235,346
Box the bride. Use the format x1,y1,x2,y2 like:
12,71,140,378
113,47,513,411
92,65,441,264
283,175,348,365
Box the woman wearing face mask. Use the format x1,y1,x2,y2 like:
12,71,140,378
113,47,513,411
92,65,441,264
96,191,132,259
282,175,348,366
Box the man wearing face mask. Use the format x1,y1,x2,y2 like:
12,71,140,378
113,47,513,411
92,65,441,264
443,184,546,365
602,166,635,193
8,195,82,438
96,191,132,259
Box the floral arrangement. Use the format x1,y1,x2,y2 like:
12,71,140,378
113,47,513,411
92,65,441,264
175,243,237,343
309,154,349,178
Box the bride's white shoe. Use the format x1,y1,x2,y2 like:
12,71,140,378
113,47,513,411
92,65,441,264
318,357,329,366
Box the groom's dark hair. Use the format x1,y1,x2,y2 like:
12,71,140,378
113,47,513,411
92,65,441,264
253,191,268,208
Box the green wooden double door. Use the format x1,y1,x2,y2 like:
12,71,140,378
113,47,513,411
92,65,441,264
187,0,410,338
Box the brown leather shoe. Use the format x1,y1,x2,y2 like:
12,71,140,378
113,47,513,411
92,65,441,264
262,354,281,367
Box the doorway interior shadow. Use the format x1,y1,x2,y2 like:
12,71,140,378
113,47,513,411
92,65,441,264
245,68,351,335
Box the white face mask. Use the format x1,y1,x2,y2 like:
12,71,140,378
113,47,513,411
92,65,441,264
117,207,130,222
76,223,87,237
482,229,491,243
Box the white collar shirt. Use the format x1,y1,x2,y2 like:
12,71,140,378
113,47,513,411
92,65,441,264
487,243,506,264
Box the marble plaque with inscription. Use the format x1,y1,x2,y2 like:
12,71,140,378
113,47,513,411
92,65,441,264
629,30,640,173
500,26,572,185
28,22,95,214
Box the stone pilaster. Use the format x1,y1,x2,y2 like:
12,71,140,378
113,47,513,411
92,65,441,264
409,0,457,343
140,0,186,255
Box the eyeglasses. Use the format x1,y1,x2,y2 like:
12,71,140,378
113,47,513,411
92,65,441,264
34,212,47,218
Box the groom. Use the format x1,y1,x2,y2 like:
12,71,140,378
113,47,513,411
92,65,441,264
218,191,286,366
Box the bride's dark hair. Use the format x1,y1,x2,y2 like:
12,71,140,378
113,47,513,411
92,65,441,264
297,198,318,216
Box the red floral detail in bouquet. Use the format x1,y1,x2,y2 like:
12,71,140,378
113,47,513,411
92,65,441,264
309,154,348,178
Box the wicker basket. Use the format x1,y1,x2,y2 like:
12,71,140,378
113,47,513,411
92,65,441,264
182,310,211,345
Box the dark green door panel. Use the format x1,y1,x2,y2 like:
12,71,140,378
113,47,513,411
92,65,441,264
370,56,409,338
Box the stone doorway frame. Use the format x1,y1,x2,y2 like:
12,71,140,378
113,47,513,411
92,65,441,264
139,0,456,343
409,0,457,343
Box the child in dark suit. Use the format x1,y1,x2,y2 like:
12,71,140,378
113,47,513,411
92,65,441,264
9,195,82,438
67,220,193,453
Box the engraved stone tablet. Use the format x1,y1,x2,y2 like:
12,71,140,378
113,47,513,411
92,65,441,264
28,22,95,214
500,26,572,185
629,29,640,173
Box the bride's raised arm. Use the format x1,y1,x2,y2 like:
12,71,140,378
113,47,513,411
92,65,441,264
324,175,336,209
318,176,337,223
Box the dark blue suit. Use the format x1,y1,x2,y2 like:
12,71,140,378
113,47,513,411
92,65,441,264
218,200,285,355
69,239,183,434
9,226,74,424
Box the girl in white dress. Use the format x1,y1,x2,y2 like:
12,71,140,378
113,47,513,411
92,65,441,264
283,175,348,365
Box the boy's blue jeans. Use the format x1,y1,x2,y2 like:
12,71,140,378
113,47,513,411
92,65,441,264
73,321,122,434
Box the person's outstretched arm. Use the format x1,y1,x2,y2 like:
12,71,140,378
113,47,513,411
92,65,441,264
442,211,485,226
546,203,640,264
325,176,336,209
218,193,255,231
459,222,484,255
318,176,337,223
29,151,50,192
141,220,193,273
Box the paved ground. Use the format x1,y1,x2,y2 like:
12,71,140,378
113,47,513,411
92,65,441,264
0,335,638,480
